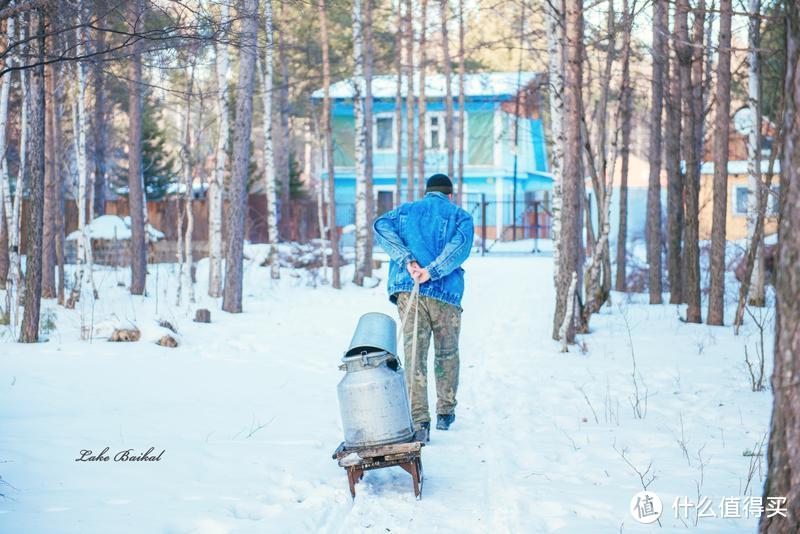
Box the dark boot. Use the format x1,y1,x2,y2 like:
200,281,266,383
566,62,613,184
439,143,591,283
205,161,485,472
436,413,455,430
414,421,430,443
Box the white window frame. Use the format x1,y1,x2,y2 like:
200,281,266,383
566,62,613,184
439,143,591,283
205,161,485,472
426,112,446,151
732,185,749,216
373,113,397,152
425,110,469,155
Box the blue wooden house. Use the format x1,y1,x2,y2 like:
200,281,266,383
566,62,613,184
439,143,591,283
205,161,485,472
311,72,552,239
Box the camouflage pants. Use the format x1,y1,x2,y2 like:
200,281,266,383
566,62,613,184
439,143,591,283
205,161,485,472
396,292,462,424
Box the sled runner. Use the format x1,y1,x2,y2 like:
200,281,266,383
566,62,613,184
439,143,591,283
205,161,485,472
332,428,426,499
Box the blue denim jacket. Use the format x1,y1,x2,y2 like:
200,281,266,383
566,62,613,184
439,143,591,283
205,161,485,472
373,192,475,308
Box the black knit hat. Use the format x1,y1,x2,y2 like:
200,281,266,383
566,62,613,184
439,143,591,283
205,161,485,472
425,173,453,195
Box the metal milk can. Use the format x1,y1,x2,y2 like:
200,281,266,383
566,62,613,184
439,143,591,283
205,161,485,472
337,313,414,449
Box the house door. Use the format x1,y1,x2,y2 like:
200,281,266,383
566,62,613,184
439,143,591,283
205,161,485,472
377,190,394,216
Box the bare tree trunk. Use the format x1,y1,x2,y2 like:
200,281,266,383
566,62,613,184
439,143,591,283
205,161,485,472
42,56,56,299
260,0,280,280
318,0,341,289
553,0,583,344
546,0,565,292
127,0,147,296
745,0,765,307
416,0,428,199
456,0,465,204
394,0,403,207
404,0,415,203
646,0,666,304
615,0,633,292
311,121,328,281
707,0,732,326
20,10,46,343
679,0,704,323
222,0,260,313
352,0,368,286
277,0,290,239
760,2,799,528
666,23,684,304
93,2,107,218
209,2,231,297
363,0,374,277
441,0,454,180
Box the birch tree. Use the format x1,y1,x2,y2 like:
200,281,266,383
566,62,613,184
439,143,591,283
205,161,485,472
546,0,565,292
176,63,195,307
552,0,583,344
318,0,341,289
222,0,260,313
67,19,98,308
208,2,230,297
0,17,14,300
760,2,799,528
707,0,733,326
260,0,280,280
352,0,368,286
745,0,765,307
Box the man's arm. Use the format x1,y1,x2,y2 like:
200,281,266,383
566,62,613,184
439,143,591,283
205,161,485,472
425,210,474,281
373,208,415,265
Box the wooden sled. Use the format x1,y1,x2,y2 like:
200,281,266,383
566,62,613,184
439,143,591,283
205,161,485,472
332,429,426,499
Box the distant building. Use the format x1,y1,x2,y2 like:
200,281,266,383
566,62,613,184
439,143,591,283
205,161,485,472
698,113,779,240
311,72,551,239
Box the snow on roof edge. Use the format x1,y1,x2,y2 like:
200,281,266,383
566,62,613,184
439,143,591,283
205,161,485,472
311,72,543,100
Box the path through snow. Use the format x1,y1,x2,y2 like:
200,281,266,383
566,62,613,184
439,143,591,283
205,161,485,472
0,253,773,533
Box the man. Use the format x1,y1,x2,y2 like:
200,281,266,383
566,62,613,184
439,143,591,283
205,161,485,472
373,174,474,439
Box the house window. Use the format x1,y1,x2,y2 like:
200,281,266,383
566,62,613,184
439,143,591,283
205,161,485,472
768,184,780,216
734,184,781,216
426,112,468,152
375,115,394,151
733,186,749,215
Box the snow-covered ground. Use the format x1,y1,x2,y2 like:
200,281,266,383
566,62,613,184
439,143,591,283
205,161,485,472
0,243,774,533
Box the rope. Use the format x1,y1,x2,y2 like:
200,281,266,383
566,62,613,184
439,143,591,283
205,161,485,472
397,280,421,427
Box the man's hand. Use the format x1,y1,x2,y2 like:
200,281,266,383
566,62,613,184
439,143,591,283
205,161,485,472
406,260,431,284
414,268,431,283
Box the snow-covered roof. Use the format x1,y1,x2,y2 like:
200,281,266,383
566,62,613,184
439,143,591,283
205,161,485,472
311,72,542,100
165,182,209,196
700,159,782,175
66,215,165,242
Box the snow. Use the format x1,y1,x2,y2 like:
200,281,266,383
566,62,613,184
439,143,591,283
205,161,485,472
311,72,542,100
65,215,165,242
0,247,774,532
